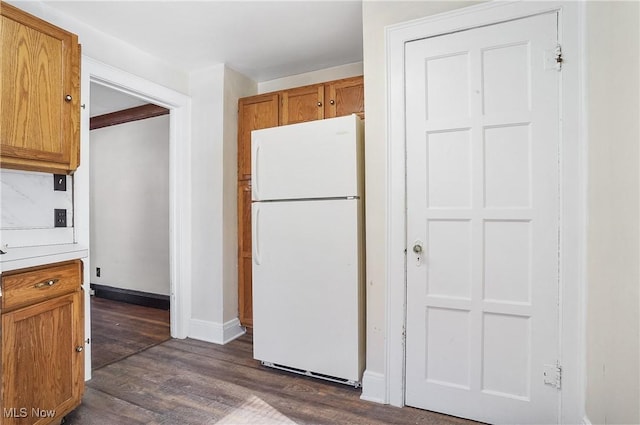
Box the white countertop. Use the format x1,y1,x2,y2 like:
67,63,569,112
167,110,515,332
0,243,88,273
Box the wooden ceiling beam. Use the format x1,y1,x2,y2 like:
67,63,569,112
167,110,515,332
90,104,169,130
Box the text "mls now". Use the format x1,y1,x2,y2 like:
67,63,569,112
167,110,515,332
3,408,56,418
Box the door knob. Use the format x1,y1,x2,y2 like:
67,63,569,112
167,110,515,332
75,346,84,352
65,94,73,102
412,241,424,266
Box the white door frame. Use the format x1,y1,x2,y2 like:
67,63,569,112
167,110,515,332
385,2,586,423
76,58,192,376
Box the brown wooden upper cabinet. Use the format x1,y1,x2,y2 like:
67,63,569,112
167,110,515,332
280,84,324,125
325,77,365,119
0,1,81,174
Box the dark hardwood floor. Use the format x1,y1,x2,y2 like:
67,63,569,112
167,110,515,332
90,296,171,369
72,299,479,424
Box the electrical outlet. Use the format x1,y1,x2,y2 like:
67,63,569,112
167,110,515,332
54,209,67,227
96,267,101,277
53,174,66,191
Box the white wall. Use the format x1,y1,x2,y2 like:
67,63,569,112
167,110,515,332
360,0,481,398
585,2,640,424
90,115,170,296
189,64,255,342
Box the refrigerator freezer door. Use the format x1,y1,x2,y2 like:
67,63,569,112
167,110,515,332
252,198,364,382
252,115,363,201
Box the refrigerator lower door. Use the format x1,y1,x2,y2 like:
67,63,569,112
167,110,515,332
252,198,363,383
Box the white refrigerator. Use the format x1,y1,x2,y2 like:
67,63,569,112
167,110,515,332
251,114,365,386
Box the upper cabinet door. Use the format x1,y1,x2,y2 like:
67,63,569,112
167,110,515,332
238,93,279,181
280,84,324,125
0,2,80,174
325,76,364,119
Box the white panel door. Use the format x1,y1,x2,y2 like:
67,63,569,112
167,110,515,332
405,13,561,424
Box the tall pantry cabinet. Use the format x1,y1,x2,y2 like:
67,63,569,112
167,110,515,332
237,76,364,327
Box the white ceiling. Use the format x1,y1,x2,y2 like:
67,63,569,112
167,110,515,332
90,83,148,117
43,1,364,82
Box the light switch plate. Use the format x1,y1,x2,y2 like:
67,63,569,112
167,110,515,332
53,174,67,191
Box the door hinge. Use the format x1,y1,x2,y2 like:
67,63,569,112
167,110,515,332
555,43,563,70
545,43,563,71
544,364,562,389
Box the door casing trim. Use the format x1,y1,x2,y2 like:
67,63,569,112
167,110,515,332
76,58,193,381
385,2,586,423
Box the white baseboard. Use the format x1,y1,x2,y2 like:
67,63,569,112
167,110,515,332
221,318,246,343
189,317,245,345
360,370,387,404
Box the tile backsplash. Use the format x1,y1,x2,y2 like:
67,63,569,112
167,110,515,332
1,169,74,247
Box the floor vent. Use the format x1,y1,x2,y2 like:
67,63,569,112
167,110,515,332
261,361,361,388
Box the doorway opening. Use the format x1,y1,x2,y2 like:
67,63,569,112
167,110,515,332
88,83,171,369
78,57,192,378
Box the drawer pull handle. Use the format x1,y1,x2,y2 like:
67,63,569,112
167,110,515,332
34,279,59,289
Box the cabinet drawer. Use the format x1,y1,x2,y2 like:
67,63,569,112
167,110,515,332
1,260,82,312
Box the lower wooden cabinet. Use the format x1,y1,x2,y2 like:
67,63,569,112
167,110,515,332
1,260,84,425
238,257,253,328
237,181,253,327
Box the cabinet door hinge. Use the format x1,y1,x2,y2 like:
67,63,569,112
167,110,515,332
544,363,562,389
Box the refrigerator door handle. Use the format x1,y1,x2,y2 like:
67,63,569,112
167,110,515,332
252,143,260,200
253,205,261,265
